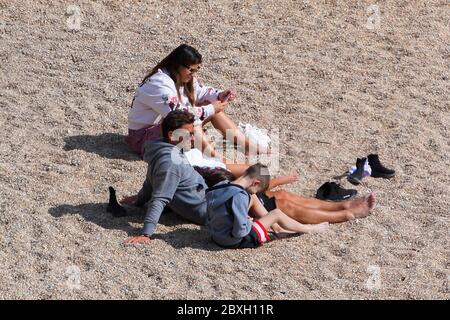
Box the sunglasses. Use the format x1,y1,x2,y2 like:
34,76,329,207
184,65,200,73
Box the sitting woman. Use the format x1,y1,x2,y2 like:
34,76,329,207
194,167,376,224
127,43,266,158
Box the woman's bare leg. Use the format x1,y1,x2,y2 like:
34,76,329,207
274,194,376,224
209,112,269,155
194,124,220,159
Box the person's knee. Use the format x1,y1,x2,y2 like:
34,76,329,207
269,208,284,217
211,111,225,122
213,110,224,117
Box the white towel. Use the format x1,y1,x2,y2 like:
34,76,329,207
184,148,227,170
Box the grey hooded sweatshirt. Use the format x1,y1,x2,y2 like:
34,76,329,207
136,139,208,236
205,180,252,247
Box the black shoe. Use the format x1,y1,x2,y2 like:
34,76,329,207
316,182,357,201
368,154,395,178
347,157,366,185
107,186,127,217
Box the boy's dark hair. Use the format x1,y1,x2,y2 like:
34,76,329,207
161,110,195,140
194,166,236,188
242,163,271,191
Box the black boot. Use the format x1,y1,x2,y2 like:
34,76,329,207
107,186,127,217
347,157,366,185
368,154,395,178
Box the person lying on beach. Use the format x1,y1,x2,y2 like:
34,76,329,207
195,166,376,225
127,43,268,159
123,110,210,244
204,163,329,249
176,133,376,224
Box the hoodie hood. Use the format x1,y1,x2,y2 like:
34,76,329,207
206,180,248,211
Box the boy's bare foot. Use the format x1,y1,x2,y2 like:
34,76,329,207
306,222,329,233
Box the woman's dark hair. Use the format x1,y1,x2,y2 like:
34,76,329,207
142,44,202,107
194,166,236,188
161,110,195,140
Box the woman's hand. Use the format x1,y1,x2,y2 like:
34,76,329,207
124,235,151,244
218,89,236,102
212,100,228,114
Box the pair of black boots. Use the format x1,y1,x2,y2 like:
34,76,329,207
347,154,395,185
316,154,395,201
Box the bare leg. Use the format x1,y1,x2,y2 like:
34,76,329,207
274,194,376,224
248,194,291,234
209,112,269,155
266,189,351,211
194,124,220,159
257,209,329,234
248,194,268,219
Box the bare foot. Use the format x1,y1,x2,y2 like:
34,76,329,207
367,193,376,210
348,193,376,219
306,222,329,233
346,196,366,208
